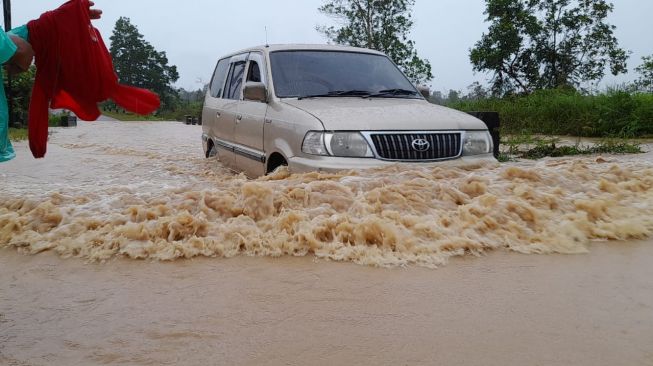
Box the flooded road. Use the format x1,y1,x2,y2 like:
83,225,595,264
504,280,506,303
1,121,653,365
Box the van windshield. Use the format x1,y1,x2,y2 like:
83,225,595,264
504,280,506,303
269,50,420,99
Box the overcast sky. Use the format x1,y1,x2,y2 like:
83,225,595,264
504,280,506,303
4,0,652,92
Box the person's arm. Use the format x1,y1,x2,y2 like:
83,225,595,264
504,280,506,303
0,24,32,76
4,34,33,75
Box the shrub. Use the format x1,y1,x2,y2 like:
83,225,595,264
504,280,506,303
448,89,653,138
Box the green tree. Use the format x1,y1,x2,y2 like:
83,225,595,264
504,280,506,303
5,66,35,126
635,55,653,92
317,0,433,84
447,89,461,103
428,90,445,105
470,0,628,95
109,17,179,110
466,81,489,100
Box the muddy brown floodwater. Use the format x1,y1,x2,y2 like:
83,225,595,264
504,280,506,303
1,120,652,365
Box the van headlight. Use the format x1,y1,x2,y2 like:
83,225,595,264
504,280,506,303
302,131,329,156
462,131,493,156
302,131,373,158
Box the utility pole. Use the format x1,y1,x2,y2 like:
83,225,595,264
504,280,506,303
2,0,10,30
3,0,13,127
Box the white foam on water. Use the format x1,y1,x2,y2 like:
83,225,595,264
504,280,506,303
2,158,652,267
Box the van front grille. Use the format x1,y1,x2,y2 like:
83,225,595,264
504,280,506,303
370,133,462,161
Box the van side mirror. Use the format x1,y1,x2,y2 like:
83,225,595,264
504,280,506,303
417,85,430,99
243,82,268,102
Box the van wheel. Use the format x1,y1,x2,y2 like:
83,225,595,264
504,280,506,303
267,153,288,174
206,141,217,158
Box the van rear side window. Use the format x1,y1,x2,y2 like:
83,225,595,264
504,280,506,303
209,58,230,98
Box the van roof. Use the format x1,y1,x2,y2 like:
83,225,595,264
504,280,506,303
224,44,387,58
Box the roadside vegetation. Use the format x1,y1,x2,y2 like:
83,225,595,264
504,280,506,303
101,100,203,122
496,135,643,162
446,89,653,138
9,114,72,141
451,0,650,159
101,110,163,122
437,88,651,161
8,128,27,142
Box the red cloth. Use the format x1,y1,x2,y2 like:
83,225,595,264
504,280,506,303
27,0,160,158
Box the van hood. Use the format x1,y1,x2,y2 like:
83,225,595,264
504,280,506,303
281,98,487,131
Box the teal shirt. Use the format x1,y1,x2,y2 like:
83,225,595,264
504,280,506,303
0,25,29,162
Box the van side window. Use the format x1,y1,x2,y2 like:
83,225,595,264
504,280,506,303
225,61,246,100
209,58,230,98
247,61,261,83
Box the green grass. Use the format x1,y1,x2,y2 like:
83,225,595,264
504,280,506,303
101,110,165,122
449,89,653,138
496,152,512,162
520,143,642,159
501,135,643,160
8,128,27,141
101,101,203,122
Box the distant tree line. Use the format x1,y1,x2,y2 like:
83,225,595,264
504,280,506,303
428,52,653,106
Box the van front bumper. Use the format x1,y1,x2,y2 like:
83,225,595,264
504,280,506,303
288,154,498,174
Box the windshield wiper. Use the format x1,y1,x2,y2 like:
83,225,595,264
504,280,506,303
367,88,419,98
298,90,372,100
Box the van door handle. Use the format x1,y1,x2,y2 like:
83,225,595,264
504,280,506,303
236,114,243,121
216,112,221,118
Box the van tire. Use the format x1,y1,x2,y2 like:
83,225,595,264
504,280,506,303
206,140,217,158
267,153,288,174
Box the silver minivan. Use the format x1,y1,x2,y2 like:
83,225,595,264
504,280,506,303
202,44,496,177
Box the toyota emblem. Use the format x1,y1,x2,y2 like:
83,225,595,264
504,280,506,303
411,138,430,152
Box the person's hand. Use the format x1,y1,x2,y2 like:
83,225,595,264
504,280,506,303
89,1,102,19
6,34,34,75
